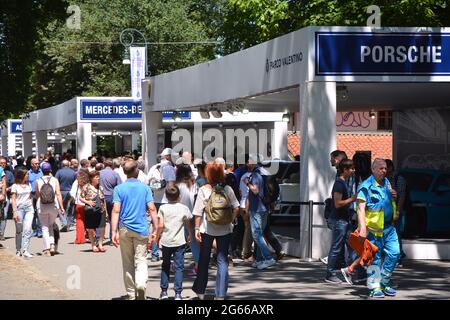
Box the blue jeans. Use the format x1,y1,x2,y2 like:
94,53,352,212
0,200,8,236
249,211,273,262
326,219,352,277
15,206,34,252
367,224,400,289
192,233,231,298
160,245,185,293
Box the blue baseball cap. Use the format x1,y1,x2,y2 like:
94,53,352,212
41,162,52,171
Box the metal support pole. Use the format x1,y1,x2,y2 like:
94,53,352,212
307,200,314,262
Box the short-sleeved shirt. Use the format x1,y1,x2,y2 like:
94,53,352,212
113,178,153,236
331,178,351,221
161,182,197,209
248,169,266,213
239,172,251,209
56,167,77,192
158,202,193,247
193,185,239,236
160,160,176,182
11,183,33,209
28,169,43,193
357,176,394,226
99,167,122,197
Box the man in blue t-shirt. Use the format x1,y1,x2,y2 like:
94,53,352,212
111,159,158,300
245,154,276,270
28,158,43,237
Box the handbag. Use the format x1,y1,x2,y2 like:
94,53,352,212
86,189,103,215
348,230,378,266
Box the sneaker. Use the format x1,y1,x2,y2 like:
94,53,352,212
257,259,276,270
22,251,33,258
16,250,22,257
59,226,68,232
276,251,286,261
324,275,342,284
151,256,160,262
251,261,258,268
136,286,146,300
370,288,385,298
174,293,183,300
320,256,328,265
215,296,225,300
340,267,353,285
159,290,168,300
382,286,397,296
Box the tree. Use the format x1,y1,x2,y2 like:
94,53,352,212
217,0,450,55
0,0,67,120
29,0,217,111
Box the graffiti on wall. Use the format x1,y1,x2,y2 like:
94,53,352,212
336,112,376,131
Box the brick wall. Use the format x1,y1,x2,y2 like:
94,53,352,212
287,132,393,161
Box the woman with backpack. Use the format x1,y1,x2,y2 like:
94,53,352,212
35,162,65,257
79,170,107,252
191,163,239,300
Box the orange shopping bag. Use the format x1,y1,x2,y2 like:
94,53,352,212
348,230,378,266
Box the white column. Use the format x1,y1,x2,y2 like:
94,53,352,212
131,132,139,152
76,122,92,161
299,81,337,259
143,111,162,170
272,121,288,160
7,134,16,156
35,130,48,158
91,135,97,155
23,132,33,157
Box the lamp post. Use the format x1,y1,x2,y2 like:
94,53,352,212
119,28,149,77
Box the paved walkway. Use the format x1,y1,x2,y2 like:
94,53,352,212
0,221,449,300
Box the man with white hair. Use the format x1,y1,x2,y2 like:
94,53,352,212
357,158,399,298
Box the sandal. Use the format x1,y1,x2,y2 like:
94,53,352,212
50,244,55,256
92,246,100,253
98,247,106,253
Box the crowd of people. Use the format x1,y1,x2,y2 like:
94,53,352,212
0,147,408,299
0,149,286,300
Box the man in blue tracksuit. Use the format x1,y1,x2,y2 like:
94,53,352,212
357,158,400,298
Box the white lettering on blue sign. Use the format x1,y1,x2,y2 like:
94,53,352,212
84,105,140,115
361,45,442,63
15,124,22,131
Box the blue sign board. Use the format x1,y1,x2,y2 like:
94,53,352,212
9,121,22,134
80,99,142,120
316,32,450,76
162,111,191,120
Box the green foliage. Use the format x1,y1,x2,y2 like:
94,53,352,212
2,0,450,119
218,0,450,54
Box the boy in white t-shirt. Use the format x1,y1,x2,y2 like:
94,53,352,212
155,185,192,300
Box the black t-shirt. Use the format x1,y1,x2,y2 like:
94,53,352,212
331,178,351,220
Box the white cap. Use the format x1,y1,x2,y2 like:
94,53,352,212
160,148,173,157
175,157,188,165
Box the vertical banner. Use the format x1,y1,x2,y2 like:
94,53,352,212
130,47,146,98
